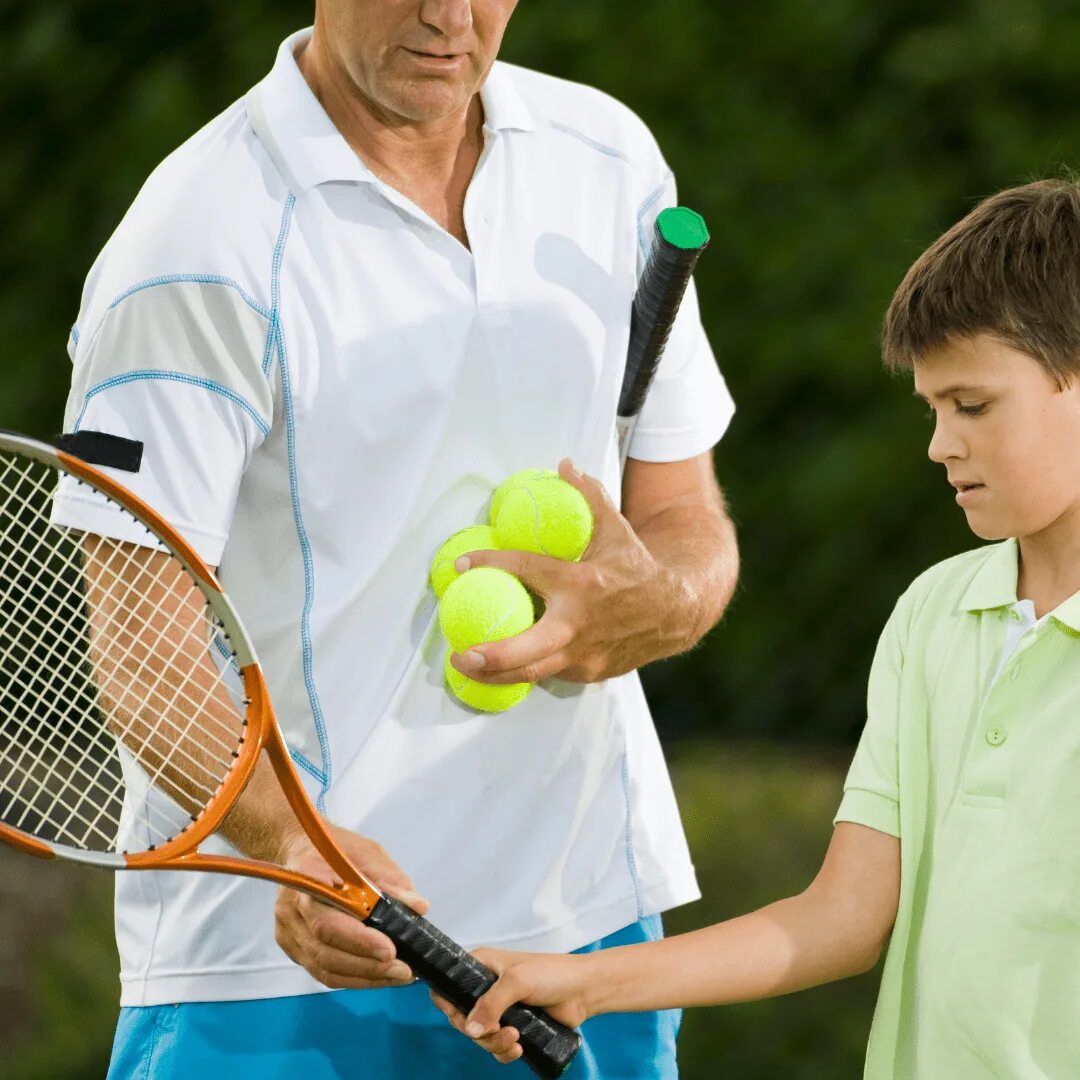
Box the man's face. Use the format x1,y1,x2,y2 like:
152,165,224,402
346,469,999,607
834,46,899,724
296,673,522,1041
914,334,1080,541
316,0,518,123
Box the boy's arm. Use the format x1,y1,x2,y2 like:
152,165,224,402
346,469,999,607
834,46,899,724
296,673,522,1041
432,821,899,1064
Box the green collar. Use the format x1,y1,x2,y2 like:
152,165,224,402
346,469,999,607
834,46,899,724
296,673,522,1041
959,538,1080,633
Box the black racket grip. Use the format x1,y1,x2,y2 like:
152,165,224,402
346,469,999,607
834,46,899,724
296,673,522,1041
366,896,581,1078
619,206,710,420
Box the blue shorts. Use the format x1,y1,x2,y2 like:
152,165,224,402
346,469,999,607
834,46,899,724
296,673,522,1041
107,915,680,1079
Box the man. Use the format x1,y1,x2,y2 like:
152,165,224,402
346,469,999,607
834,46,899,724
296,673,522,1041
63,2,738,1076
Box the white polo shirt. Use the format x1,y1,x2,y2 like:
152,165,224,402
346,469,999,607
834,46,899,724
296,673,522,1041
58,29,735,1006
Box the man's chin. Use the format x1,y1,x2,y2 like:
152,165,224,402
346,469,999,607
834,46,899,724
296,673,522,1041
380,77,478,124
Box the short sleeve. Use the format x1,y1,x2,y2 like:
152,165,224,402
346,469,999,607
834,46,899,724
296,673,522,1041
833,595,908,839
626,169,736,463
52,280,274,566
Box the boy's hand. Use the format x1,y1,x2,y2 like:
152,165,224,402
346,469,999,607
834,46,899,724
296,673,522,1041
430,947,592,1064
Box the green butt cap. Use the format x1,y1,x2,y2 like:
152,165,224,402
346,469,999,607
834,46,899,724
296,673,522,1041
656,206,709,250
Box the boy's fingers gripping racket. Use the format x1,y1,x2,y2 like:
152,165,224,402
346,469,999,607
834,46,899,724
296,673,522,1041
0,431,580,1079
618,206,711,470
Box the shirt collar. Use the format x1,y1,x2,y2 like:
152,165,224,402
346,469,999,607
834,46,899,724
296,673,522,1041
957,537,1080,634
479,61,537,134
1050,585,1080,633
958,539,1019,614
246,29,535,193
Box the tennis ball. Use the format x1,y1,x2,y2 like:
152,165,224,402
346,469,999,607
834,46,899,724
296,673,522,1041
489,468,558,527
438,567,535,652
429,524,500,598
444,649,532,713
494,477,594,561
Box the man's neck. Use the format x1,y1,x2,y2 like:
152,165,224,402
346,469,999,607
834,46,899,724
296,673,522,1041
295,34,484,198
1016,503,1080,616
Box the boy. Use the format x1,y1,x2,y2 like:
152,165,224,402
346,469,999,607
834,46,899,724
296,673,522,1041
433,178,1080,1077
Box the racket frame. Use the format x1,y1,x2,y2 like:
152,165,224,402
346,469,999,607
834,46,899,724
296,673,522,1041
0,431,380,917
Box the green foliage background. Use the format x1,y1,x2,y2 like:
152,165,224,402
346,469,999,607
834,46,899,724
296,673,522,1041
0,1,1075,1076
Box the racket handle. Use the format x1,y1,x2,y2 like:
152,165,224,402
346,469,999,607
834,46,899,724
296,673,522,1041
367,896,581,1078
619,207,710,421
617,206,710,472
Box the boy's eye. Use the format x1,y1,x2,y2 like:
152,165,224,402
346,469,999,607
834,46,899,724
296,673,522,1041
957,402,987,416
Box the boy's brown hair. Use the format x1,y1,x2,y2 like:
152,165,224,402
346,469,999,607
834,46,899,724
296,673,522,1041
882,178,1080,384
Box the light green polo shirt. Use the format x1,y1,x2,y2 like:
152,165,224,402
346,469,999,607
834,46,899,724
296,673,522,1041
836,539,1080,1079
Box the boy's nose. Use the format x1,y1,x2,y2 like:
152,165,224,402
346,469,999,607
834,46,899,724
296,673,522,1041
927,419,965,464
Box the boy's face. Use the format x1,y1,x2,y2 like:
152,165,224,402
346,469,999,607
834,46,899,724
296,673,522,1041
914,334,1080,541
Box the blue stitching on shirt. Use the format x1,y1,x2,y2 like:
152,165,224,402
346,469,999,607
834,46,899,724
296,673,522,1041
212,606,327,784
620,730,645,919
271,192,333,811
106,274,271,320
290,749,327,785
550,121,629,162
213,635,241,673
72,371,271,436
636,175,672,260
277,318,333,809
263,202,294,377
70,324,80,345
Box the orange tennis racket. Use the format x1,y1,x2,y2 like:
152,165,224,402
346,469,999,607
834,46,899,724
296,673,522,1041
0,430,580,1078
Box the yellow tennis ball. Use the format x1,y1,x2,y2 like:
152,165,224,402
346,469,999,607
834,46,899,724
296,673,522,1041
438,567,535,652
429,524,500,598
494,477,594,561
489,468,558,527
443,649,532,713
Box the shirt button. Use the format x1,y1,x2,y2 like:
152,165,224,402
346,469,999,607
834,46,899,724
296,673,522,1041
986,726,1007,747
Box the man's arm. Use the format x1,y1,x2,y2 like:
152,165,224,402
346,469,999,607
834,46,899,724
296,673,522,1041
433,822,900,1062
448,453,738,685
83,539,427,990
621,451,738,651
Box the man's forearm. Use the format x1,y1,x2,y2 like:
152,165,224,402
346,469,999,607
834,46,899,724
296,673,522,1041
633,495,739,652
219,756,305,863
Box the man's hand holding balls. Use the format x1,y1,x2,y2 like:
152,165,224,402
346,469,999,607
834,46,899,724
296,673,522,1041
451,459,684,686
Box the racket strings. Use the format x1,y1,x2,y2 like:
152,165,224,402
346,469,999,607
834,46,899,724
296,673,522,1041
2,491,235,847
82,534,247,829
0,734,120,850
0,451,248,855
80,534,240,760
2,518,234,794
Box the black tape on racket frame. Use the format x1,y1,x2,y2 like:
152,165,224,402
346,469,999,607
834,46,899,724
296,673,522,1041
366,896,581,1078
618,222,709,420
